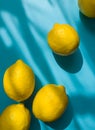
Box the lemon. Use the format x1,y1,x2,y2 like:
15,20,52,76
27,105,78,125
78,0,95,18
0,103,31,130
47,23,80,56
3,60,35,102
32,84,68,122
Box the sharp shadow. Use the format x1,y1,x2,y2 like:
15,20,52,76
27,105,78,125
79,12,95,33
53,49,83,73
78,12,95,67
24,75,42,109
29,114,41,130
24,75,42,130
45,97,73,130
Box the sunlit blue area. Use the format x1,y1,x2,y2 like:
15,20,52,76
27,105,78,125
0,28,12,47
0,0,95,129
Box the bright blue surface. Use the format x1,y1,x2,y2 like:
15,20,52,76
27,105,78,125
0,0,95,130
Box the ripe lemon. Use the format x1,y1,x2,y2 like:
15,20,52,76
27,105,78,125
78,0,95,18
47,23,80,56
3,60,35,102
0,103,31,130
32,84,68,122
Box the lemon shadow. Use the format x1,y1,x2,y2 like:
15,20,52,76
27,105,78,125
24,75,42,130
78,12,95,67
24,75,42,109
45,97,73,130
79,12,95,33
53,49,83,73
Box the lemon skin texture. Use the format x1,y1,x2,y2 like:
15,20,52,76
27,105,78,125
0,103,31,130
32,84,68,122
47,24,80,56
3,60,35,102
78,0,95,18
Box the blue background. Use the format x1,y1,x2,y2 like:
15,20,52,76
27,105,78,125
0,0,95,130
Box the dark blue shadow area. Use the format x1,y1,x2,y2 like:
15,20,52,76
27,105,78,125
53,49,83,73
79,12,95,33
24,75,42,130
78,12,95,67
0,0,57,84
71,95,95,115
24,75,42,110
29,114,41,130
45,97,73,130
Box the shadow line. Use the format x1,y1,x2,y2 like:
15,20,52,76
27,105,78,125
53,49,83,73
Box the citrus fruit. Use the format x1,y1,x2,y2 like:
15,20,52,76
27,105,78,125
78,0,95,18
0,103,31,130
3,59,35,102
32,84,68,122
47,23,80,56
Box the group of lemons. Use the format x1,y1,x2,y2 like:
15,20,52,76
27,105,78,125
0,60,68,130
0,1,95,130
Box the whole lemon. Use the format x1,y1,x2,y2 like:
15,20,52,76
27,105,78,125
32,84,68,122
47,23,80,56
78,0,95,18
0,103,31,130
3,60,35,101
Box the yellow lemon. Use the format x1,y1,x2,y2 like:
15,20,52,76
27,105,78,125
78,0,95,18
0,103,31,130
47,23,80,56
3,60,35,102
32,84,68,122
